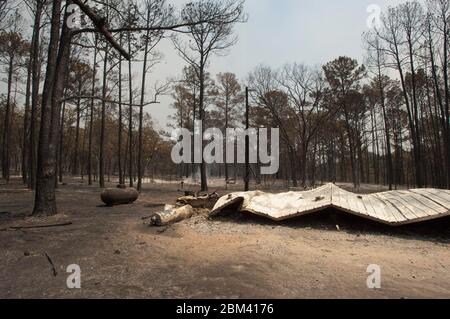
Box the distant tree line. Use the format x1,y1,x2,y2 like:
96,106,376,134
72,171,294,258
169,0,449,191
0,0,448,218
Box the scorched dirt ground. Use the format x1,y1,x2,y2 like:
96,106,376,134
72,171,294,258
0,178,449,299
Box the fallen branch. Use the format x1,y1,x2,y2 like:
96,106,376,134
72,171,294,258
44,252,58,277
10,222,73,230
61,95,160,107
72,0,131,60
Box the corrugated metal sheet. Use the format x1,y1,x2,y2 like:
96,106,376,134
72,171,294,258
210,183,450,226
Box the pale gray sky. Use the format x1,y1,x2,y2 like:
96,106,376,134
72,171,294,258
149,0,410,131
0,0,413,131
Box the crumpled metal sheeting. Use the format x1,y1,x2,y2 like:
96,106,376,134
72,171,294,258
210,184,450,226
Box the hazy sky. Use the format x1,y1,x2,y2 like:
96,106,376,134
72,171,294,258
0,0,412,131
149,0,409,130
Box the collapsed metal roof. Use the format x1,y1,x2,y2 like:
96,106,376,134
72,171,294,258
210,183,450,226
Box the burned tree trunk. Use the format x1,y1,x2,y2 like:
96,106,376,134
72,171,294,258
28,0,44,190
127,32,133,188
72,81,82,176
2,51,14,182
58,99,66,183
137,19,151,192
88,35,98,186
33,0,72,216
118,35,124,185
99,45,108,189
22,55,32,184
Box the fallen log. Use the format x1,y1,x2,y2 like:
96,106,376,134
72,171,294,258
101,188,139,206
10,222,73,230
149,205,195,226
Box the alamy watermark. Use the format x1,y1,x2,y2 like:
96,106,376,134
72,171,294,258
171,120,280,175
66,4,84,30
367,264,381,289
66,264,81,289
